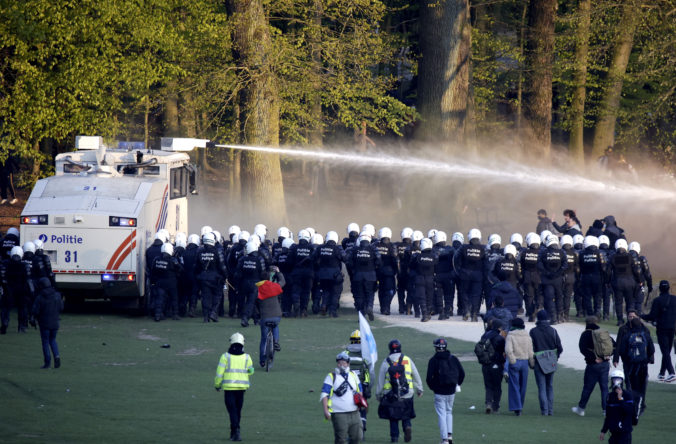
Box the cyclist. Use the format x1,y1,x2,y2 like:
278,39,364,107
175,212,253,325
347,330,372,436
256,266,285,367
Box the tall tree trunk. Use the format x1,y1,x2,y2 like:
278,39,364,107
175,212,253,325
416,0,471,150
516,1,528,132
164,81,180,136
522,0,556,159
591,0,639,158
228,0,287,226
568,0,591,165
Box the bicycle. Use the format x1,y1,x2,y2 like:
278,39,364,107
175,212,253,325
263,321,278,372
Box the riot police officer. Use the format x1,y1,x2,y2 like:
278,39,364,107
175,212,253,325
537,235,568,324
375,227,398,316
195,232,227,323
411,238,437,322
520,233,542,321
561,235,580,322
313,231,346,317
287,229,315,317
396,228,413,314
237,240,268,327
455,229,486,322
579,236,606,318
347,232,381,320
433,231,454,320
150,243,183,321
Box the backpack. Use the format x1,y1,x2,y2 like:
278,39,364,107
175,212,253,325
386,356,409,399
436,356,457,387
591,329,614,358
626,330,648,363
474,336,496,365
352,356,371,398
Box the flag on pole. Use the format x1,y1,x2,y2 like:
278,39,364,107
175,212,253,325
359,311,378,374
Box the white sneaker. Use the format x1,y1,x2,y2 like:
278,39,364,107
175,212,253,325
666,374,676,383
658,374,665,381
571,406,585,417
8,198,17,205
0,199,6,204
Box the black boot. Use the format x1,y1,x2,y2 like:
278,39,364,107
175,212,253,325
54,357,61,369
41,360,50,369
231,427,242,441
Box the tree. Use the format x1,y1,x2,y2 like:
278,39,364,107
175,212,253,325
567,0,590,164
227,0,288,226
416,0,471,149
522,0,557,159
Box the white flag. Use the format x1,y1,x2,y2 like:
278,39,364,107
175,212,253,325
359,311,378,374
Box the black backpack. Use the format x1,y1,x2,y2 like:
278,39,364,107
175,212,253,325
386,356,409,399
474,336,496,365
626,330,648,363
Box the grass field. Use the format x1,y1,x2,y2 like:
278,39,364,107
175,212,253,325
1,304,674,444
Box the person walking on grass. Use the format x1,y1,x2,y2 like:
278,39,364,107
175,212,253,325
505,317,534,416
529,310,563,416
320,352,364,444
426,338,464,444
214,332,254,442
640,280,676,382
31,277,63,369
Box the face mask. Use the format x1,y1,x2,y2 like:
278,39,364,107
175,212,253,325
337,363,349,372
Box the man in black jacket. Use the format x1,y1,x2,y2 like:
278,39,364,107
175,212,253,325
572,316,612,417
529,310,563,415
31,278,63,369
480,319,507,414
641,280,676,382
426,338,464,444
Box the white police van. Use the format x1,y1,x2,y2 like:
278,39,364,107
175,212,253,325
20,136,205,306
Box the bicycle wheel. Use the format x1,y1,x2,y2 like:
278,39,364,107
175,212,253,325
265,332,275,372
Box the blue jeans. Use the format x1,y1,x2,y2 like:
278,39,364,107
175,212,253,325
578,360,609,411
434,393,455,439
259,317,280,362
389,418,411,439
507,359,529,411
40,328,59,363
534,365,554,415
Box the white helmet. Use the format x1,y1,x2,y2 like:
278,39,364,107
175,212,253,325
468,228,481,242
358,232,372,243
561,235,573,247
212,230,223,244
202,232,216,246
629,241,640,254
540,230,552,245
175,237,187,249
347,222,360,235
33,239,44,250
379,227,392,239
200,225,213,237
573,234,584,246
610,368,625,381
545,235,559,248
282,238,295,249
228,225,241,236
250,235,262,248
230,332,245,345
158,228,170,242
239,231,251,243
254,224,267,241
23,241,36,254
305,227,316,238
231,232,241,243
434,231,447,244
245,240,258,255
277,226,291,239
488,234,501,247
598,235,610,247
362,224,376,237
161,243,174,256
326,231,339,243
188,234,200,246
312,233,323,245
7,227,19,237
412,230,424,242
401,227,413,240
427,229,438,239
420,238,433,250
298,229,311,242
10,246,23,258
154,231,168,243
615,239,628,251
583,236,599,249
510,233,523,245
452,232,464,244
526,232,540,247
503,244,517,257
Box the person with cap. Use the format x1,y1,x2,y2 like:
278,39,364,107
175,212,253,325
640,280,676,382
426,338,465,444
600,369,635,443
479,319,507,414
346,330,371,435
572,316,614,417
529,310,563,416
31,277,63,369
504,317,534,416
320,351,364,444
214,332,254,442
376,339,424,443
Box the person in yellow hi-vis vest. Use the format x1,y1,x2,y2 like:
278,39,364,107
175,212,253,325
215,332,254,442
321,352,364,444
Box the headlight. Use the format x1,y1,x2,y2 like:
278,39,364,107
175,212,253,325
109,216,137,227
21,215,48,225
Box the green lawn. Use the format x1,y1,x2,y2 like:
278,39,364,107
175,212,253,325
1,306,674,443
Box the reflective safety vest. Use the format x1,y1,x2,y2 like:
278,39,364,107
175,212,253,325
383,354,413,391
326,370,361,413
214,352,253,390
